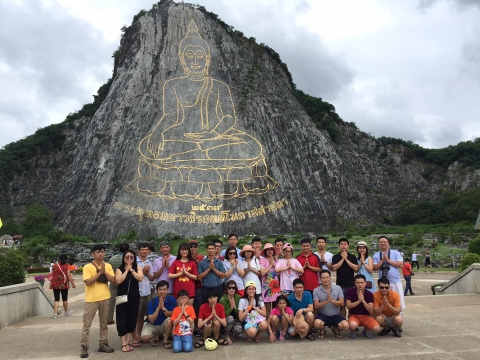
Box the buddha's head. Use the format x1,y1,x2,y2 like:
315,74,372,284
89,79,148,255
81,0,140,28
179,20,211,77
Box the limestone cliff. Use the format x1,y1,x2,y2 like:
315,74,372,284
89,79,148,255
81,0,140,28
1,1,479,238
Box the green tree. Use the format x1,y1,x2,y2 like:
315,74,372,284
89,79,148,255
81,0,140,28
21,203,54,237
0,248,26,286
467,236,480,256
460,253,480,271
0,218,24,236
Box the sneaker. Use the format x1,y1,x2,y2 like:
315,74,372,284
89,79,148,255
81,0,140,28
65,310,73,316
98,342,114,353
80,345,88,358
392,327,401,337
107,320,115,325
53,315,57,319
378,327,391,336
57,308,62,315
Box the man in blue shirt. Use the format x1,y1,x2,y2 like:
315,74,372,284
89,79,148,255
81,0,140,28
141,281,176,348
198,242,226,303
373,236,405,310
287,279,315,340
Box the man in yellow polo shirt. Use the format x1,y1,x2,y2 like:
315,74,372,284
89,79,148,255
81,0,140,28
81,245,115,358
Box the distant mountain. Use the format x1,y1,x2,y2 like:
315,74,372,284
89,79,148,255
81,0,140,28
1,0,479,238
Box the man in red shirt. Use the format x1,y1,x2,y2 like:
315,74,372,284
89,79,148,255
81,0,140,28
195,290,227,347
296,238,321,295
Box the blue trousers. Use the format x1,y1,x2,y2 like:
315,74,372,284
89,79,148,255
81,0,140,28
173,334,193,353
404,276,413,295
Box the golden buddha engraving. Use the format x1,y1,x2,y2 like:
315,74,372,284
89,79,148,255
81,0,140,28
125,20,278,201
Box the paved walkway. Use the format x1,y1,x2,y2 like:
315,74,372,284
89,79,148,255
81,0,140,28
1,272,479,360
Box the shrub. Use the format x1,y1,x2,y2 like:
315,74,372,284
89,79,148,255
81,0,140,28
467,236,480,256
460,253,480,271
25,267,50,274
0,248,26,286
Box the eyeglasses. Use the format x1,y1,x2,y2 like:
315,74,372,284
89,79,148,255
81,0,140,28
227,286,237,290
228,251,236,255
189,244,198,248
125,255,134,260
379,286,390,289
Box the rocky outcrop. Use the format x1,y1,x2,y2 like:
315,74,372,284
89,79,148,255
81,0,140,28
1,1,479,238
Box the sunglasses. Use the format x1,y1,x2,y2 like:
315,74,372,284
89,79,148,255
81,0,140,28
227,286,237,290
189,244,198,248
379,286,390,289
228,251,236,255
125,255,134,260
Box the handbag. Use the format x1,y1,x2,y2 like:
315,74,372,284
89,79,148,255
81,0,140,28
205,338,217,351
115,271,132,306
365,281,373,289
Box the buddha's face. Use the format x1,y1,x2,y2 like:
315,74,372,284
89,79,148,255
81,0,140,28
180,45,210,76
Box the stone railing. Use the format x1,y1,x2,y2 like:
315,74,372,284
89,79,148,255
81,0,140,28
0,282,53,328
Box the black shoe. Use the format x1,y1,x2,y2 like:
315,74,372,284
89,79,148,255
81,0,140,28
107,320,115,325
378,328,391,336
392,327,401,337
98,342,114,353
80,345,88,358
398,327,403,332
410,293,415,295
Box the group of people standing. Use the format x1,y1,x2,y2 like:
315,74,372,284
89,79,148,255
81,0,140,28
78,234,410,358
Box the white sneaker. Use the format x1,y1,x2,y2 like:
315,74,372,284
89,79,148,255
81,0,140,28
53,315,57,319
65,310,73,316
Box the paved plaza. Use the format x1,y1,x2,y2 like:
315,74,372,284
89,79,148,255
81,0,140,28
1,272,479,360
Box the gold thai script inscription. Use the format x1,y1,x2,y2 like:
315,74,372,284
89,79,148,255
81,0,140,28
112,198,289,223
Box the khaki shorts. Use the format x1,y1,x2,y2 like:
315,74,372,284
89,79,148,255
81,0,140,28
141,318,169,338
138,295,151,317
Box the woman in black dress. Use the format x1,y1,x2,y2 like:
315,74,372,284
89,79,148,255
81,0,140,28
115,249,144,352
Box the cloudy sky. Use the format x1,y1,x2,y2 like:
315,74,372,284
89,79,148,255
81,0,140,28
1,0,479,149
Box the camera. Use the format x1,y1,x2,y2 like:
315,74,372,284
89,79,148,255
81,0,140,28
380,262,390,278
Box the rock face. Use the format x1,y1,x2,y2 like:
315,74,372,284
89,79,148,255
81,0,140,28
1,2,479,239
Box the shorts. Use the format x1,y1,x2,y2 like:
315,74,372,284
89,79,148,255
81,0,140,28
315,313,346,327
380,313,403,327
53,289,68,302
141,318,169,337
138,295,151,317
244,323,258,331
348,314,379,329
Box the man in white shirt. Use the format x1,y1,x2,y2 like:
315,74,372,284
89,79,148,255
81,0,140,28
314,236,333,271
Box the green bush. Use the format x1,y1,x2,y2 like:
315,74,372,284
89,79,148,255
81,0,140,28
467,236,480,256
0,248,26,286
460,253,480,271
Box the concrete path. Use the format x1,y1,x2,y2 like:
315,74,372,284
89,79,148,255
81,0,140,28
1,272,479,360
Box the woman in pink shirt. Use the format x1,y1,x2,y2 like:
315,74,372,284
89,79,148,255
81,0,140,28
275,243,304,295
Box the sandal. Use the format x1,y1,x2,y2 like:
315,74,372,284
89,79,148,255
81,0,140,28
130,342,141,347
318,329,326,340
194,340,205,348
279,331,286,341
121,345,130,352
163,341,172,349
246,338,253,342
223,337,232,345
306,332,315,341
331,326,343,339
362,330,374,339
216,338,225,345
151,338,160,347
254,333,261,343
348,331,357,339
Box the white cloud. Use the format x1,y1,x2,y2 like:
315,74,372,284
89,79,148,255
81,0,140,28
0,0,479,150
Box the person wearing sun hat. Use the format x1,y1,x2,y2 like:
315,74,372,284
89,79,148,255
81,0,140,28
240,244,262,295
238,281,268,342
275,243,304,295
260,243,281,317
356,241,376,293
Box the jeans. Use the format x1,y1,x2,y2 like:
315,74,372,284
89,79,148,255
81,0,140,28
404,276,413,295
173,334,193,353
